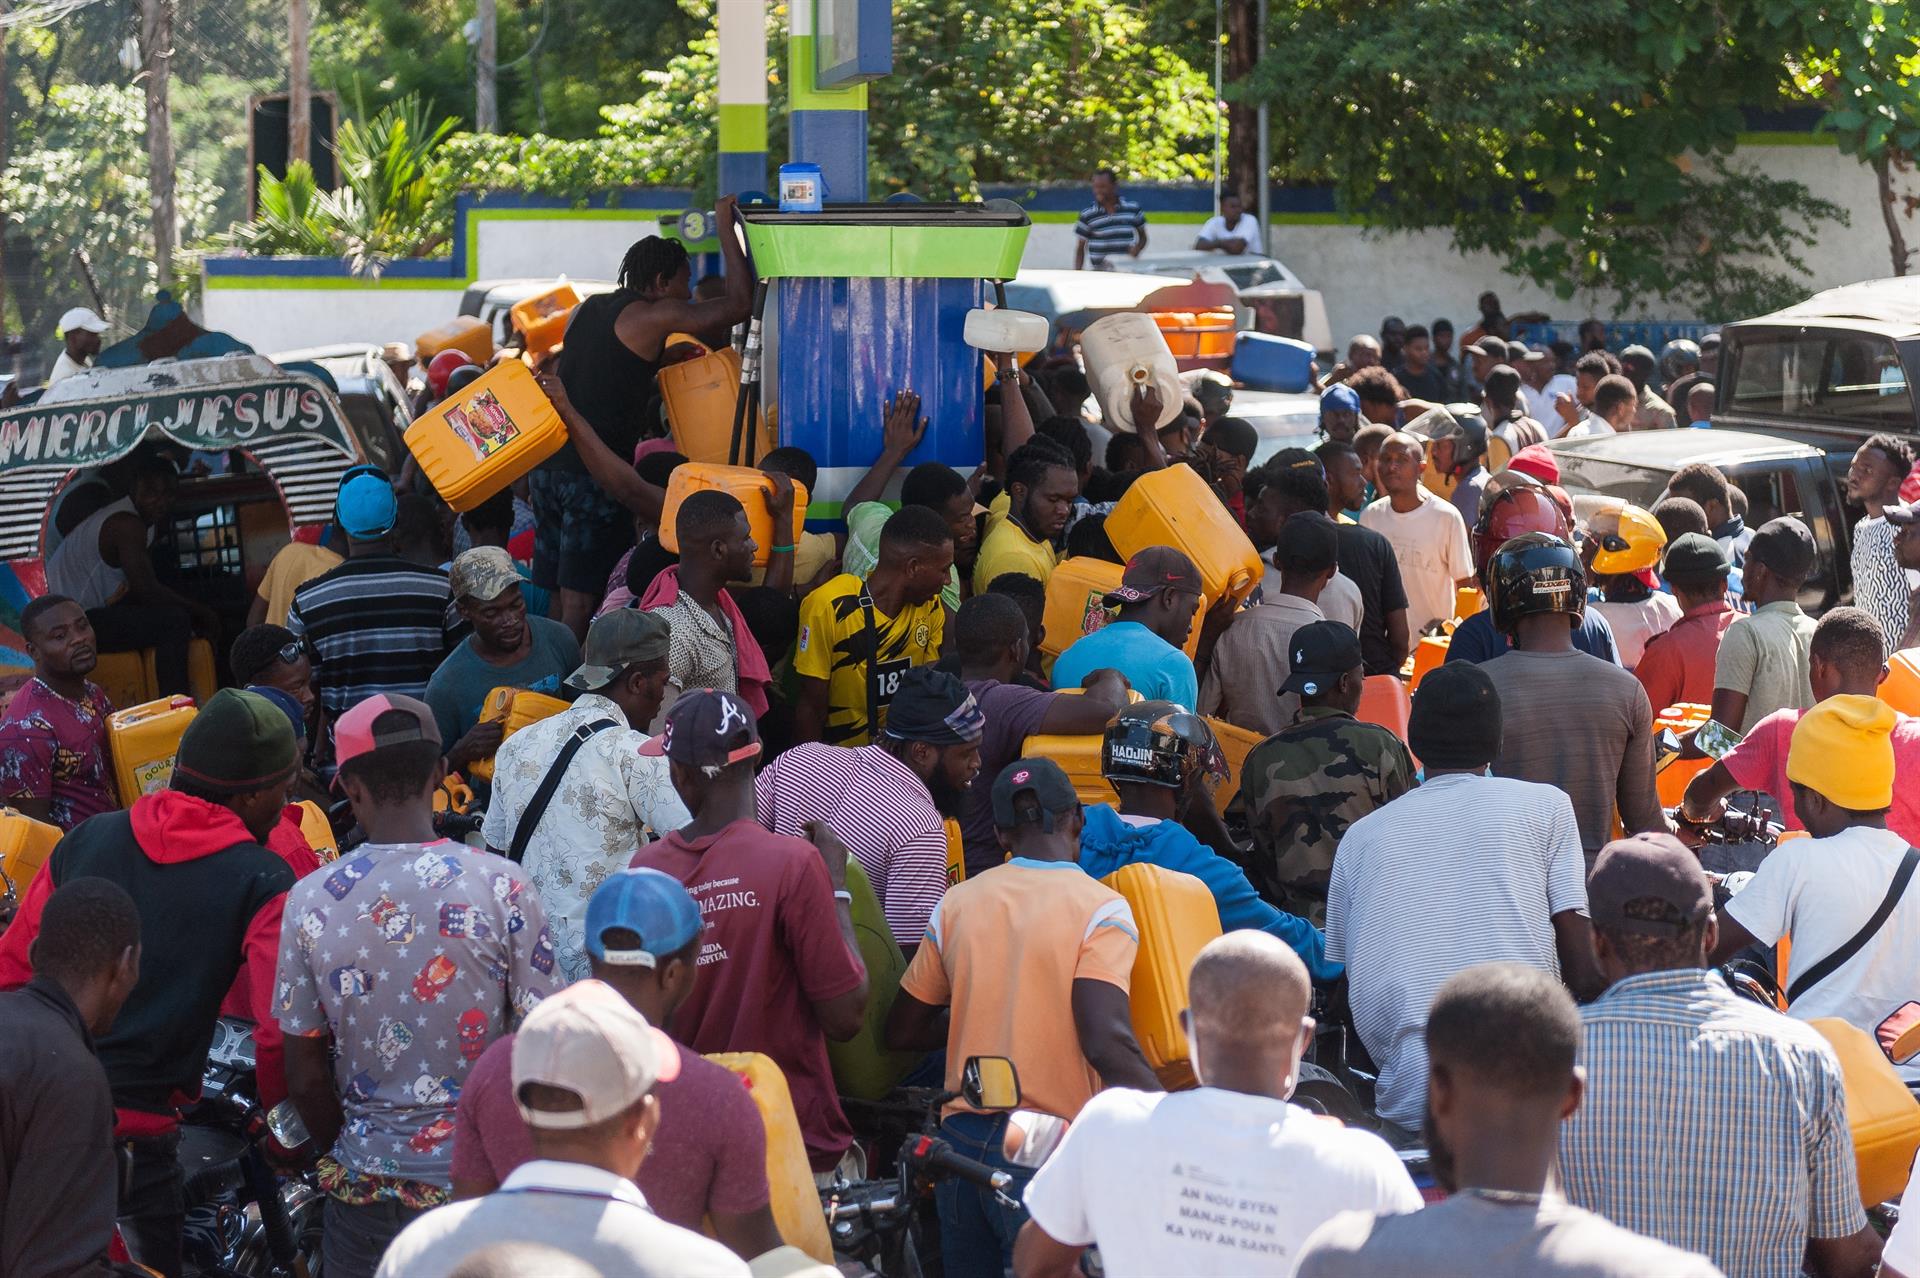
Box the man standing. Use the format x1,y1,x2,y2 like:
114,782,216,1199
1326,664,1602,1135
1193,188,1261,255
1619,345,1678,431
1243,452,1363,633
1295,965,1723,1278
1714,696,1920,1087
0,877,141,1278
482,610,689,983
951,593,1131,879
45,306,109,387
1391,325,1448,403
1074,168,1146,270
1479,534,1667,863
1562,836,1878,1278
1847,434,1917,649
647,487,786,708
1014,933,1420,1278
1712,517,1818,734
45,451,214,696
1050,547,1204,708
1241,621,1417,925
1668,462,1752,579
1635,534,1737,713
1407,406,1489,531
1315,441,1412,673
278,693,558,1278
1358,432,1473,632
288,468,461,724
796,505,954,747
888,757,1158,1278
0,689,300,1278
1078,702,1334,977
1201,513,1338,734
448,871,781,1261
424,546,581,765
974,441,1076,594
0,595,116,830
757,667,982,946
376,981,748,1278
1319,384,1361,443
630,691,869,1175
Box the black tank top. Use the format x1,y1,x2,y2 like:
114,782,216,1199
550,287,662,471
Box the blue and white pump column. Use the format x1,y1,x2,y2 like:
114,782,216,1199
787,0,867,202
717,0,767,197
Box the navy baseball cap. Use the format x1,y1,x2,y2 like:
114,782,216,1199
638,688,762,768
585,868,704,968
990,757,1080,832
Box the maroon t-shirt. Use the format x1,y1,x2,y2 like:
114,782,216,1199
450,1033,770,1227
959,679,1058,878
632,818,864,1170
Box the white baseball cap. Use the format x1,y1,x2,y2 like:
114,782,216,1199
58,307,109,336
510,980,681,1129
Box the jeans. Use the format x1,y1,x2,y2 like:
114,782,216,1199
117,1131,184,1278
322,1197,431,1278
935,1112,1036,1278
87,601,192,696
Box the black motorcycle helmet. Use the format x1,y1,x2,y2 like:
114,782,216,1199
1408,405,1488,476
1100,700,1227,791
1485,531,1586,636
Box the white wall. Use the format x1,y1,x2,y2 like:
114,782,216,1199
1019,143,1898,346
201,286,457,357
473,215,664,282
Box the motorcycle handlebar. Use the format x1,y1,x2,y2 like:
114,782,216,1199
920,1141,1011,1194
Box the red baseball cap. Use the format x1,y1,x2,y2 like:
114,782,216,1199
334,693,442,772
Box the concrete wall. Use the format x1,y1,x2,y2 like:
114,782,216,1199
202,285,457,357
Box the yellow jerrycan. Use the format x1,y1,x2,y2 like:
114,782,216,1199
658,464,808,568
1097,862,1223,1090
414,315,495,365
465,687,571,784
404,359,568,512
108,696,198,805
704,1052,835,1263
1107,463,1264,608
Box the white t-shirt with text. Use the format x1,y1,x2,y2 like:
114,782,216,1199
1724,824,1920,1083
1022,1086,1422,1277
1358,491,1473,631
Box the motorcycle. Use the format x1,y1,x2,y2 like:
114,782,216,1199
178,1017,324,1278
828,1056,1023,1278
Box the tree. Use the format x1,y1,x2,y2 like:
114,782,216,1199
1241,0,1848,317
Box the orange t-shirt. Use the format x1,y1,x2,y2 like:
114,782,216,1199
900,857,1137,1121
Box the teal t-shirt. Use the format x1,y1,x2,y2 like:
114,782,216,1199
423,615,581,744
1049,620,1198,709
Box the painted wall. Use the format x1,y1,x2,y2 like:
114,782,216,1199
201,140,1898,359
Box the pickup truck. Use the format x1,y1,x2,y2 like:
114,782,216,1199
1547,428,1855,612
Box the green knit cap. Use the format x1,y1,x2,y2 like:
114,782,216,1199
172,688,298,796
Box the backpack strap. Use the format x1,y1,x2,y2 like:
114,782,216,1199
506,719,618,865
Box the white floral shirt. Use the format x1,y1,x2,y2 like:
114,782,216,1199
479,693,691,981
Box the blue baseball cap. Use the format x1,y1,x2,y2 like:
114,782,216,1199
336,468,397,539
245,684,307,743
1320,383,1360,418
585,868,704,968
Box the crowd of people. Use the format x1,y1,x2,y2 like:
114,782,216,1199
6,200,1920,1278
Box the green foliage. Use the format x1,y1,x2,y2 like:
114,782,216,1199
1242,0,1850,314
2,84,215,368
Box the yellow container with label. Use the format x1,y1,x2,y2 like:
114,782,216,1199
704,1052,835,1264
0,807,62,896
404,359,568,512
658,464,808,568
109,696,198,805
1208,716,1263,812
1809,1018,1920,1207
295,800,338,862
1108,463,1264,612
1040,556,1124,663
1098,862,1222,1090
465,687,572,783
414,315,495,365
508,282,579,358
944,817,967,885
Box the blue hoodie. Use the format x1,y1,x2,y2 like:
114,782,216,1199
1077,803,1339,979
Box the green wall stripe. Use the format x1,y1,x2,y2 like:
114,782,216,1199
789,33,868,113
719,103,770,153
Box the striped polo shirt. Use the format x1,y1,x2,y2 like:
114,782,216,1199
286,554,462,716
754,741,948,945
1075,198,1146,265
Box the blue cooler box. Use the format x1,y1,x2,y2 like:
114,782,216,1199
1231,332,1315,393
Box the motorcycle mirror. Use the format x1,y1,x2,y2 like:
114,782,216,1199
1001,1109,1070,1169
265,1100,312,1151
961,1055,1021,1111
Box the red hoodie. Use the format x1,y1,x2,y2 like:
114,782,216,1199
0,791,294,1133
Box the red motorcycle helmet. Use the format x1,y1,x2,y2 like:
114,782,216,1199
426,349,475,399
1472,478,1571,576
